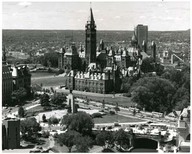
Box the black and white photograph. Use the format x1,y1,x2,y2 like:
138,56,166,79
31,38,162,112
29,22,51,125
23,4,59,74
1,0,191,153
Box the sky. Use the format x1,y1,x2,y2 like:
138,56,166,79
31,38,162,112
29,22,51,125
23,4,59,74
2,1,190,31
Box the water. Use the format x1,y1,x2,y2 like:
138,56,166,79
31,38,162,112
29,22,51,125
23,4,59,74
130,148,157,152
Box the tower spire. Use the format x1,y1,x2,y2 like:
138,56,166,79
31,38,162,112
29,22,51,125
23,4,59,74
89,3,94,24
85,4,97,65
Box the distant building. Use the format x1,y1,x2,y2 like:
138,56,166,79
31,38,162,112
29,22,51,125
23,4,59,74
134,24,148,50
2,64,13,105
2,118,20,150
11,64,31,94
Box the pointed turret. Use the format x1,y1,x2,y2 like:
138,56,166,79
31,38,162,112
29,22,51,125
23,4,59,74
99,39,104,51
151,41,156,62
87,8,95,25
90,8,94,23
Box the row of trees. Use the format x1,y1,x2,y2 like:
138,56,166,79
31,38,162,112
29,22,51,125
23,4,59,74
36,52,59,68
40,93,67,109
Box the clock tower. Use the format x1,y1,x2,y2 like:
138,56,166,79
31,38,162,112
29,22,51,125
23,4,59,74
85,8,96,65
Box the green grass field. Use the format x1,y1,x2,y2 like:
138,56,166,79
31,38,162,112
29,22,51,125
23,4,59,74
94,114,144,124
31,76,65,87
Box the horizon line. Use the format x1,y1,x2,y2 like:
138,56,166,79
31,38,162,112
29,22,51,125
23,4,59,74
2,29,190,32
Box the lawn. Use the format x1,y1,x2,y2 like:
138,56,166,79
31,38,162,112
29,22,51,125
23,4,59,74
31,76,65,88
74,93,135,108
25,105,44,117
31,72,55,78
94,114,144,124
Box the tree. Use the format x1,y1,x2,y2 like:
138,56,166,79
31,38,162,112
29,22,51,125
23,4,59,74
40,93,50,106
113,129,131,150
161,68,183,88
172,87,190,111
20,117,41,140
140,57,155,73
121,76,137,93
61,112,94,135
132,109,136,116
12,87,27,105
75,136,93,152
96,131,114,149
154,63,164,76
48,116,59,125
50,93,67,107
42,114,47,122
18,106,25,118
56,130,81,152
41,52,59,67
131,77,176,113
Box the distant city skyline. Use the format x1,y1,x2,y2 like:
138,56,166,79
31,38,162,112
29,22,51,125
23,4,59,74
2,1,190,31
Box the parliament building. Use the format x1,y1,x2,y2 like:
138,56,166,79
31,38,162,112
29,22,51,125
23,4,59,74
58,8,156,94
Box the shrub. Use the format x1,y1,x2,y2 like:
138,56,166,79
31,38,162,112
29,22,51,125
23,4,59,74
48,116,59,125
109,111,115,115
92,113,103,118
18,106,25,118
